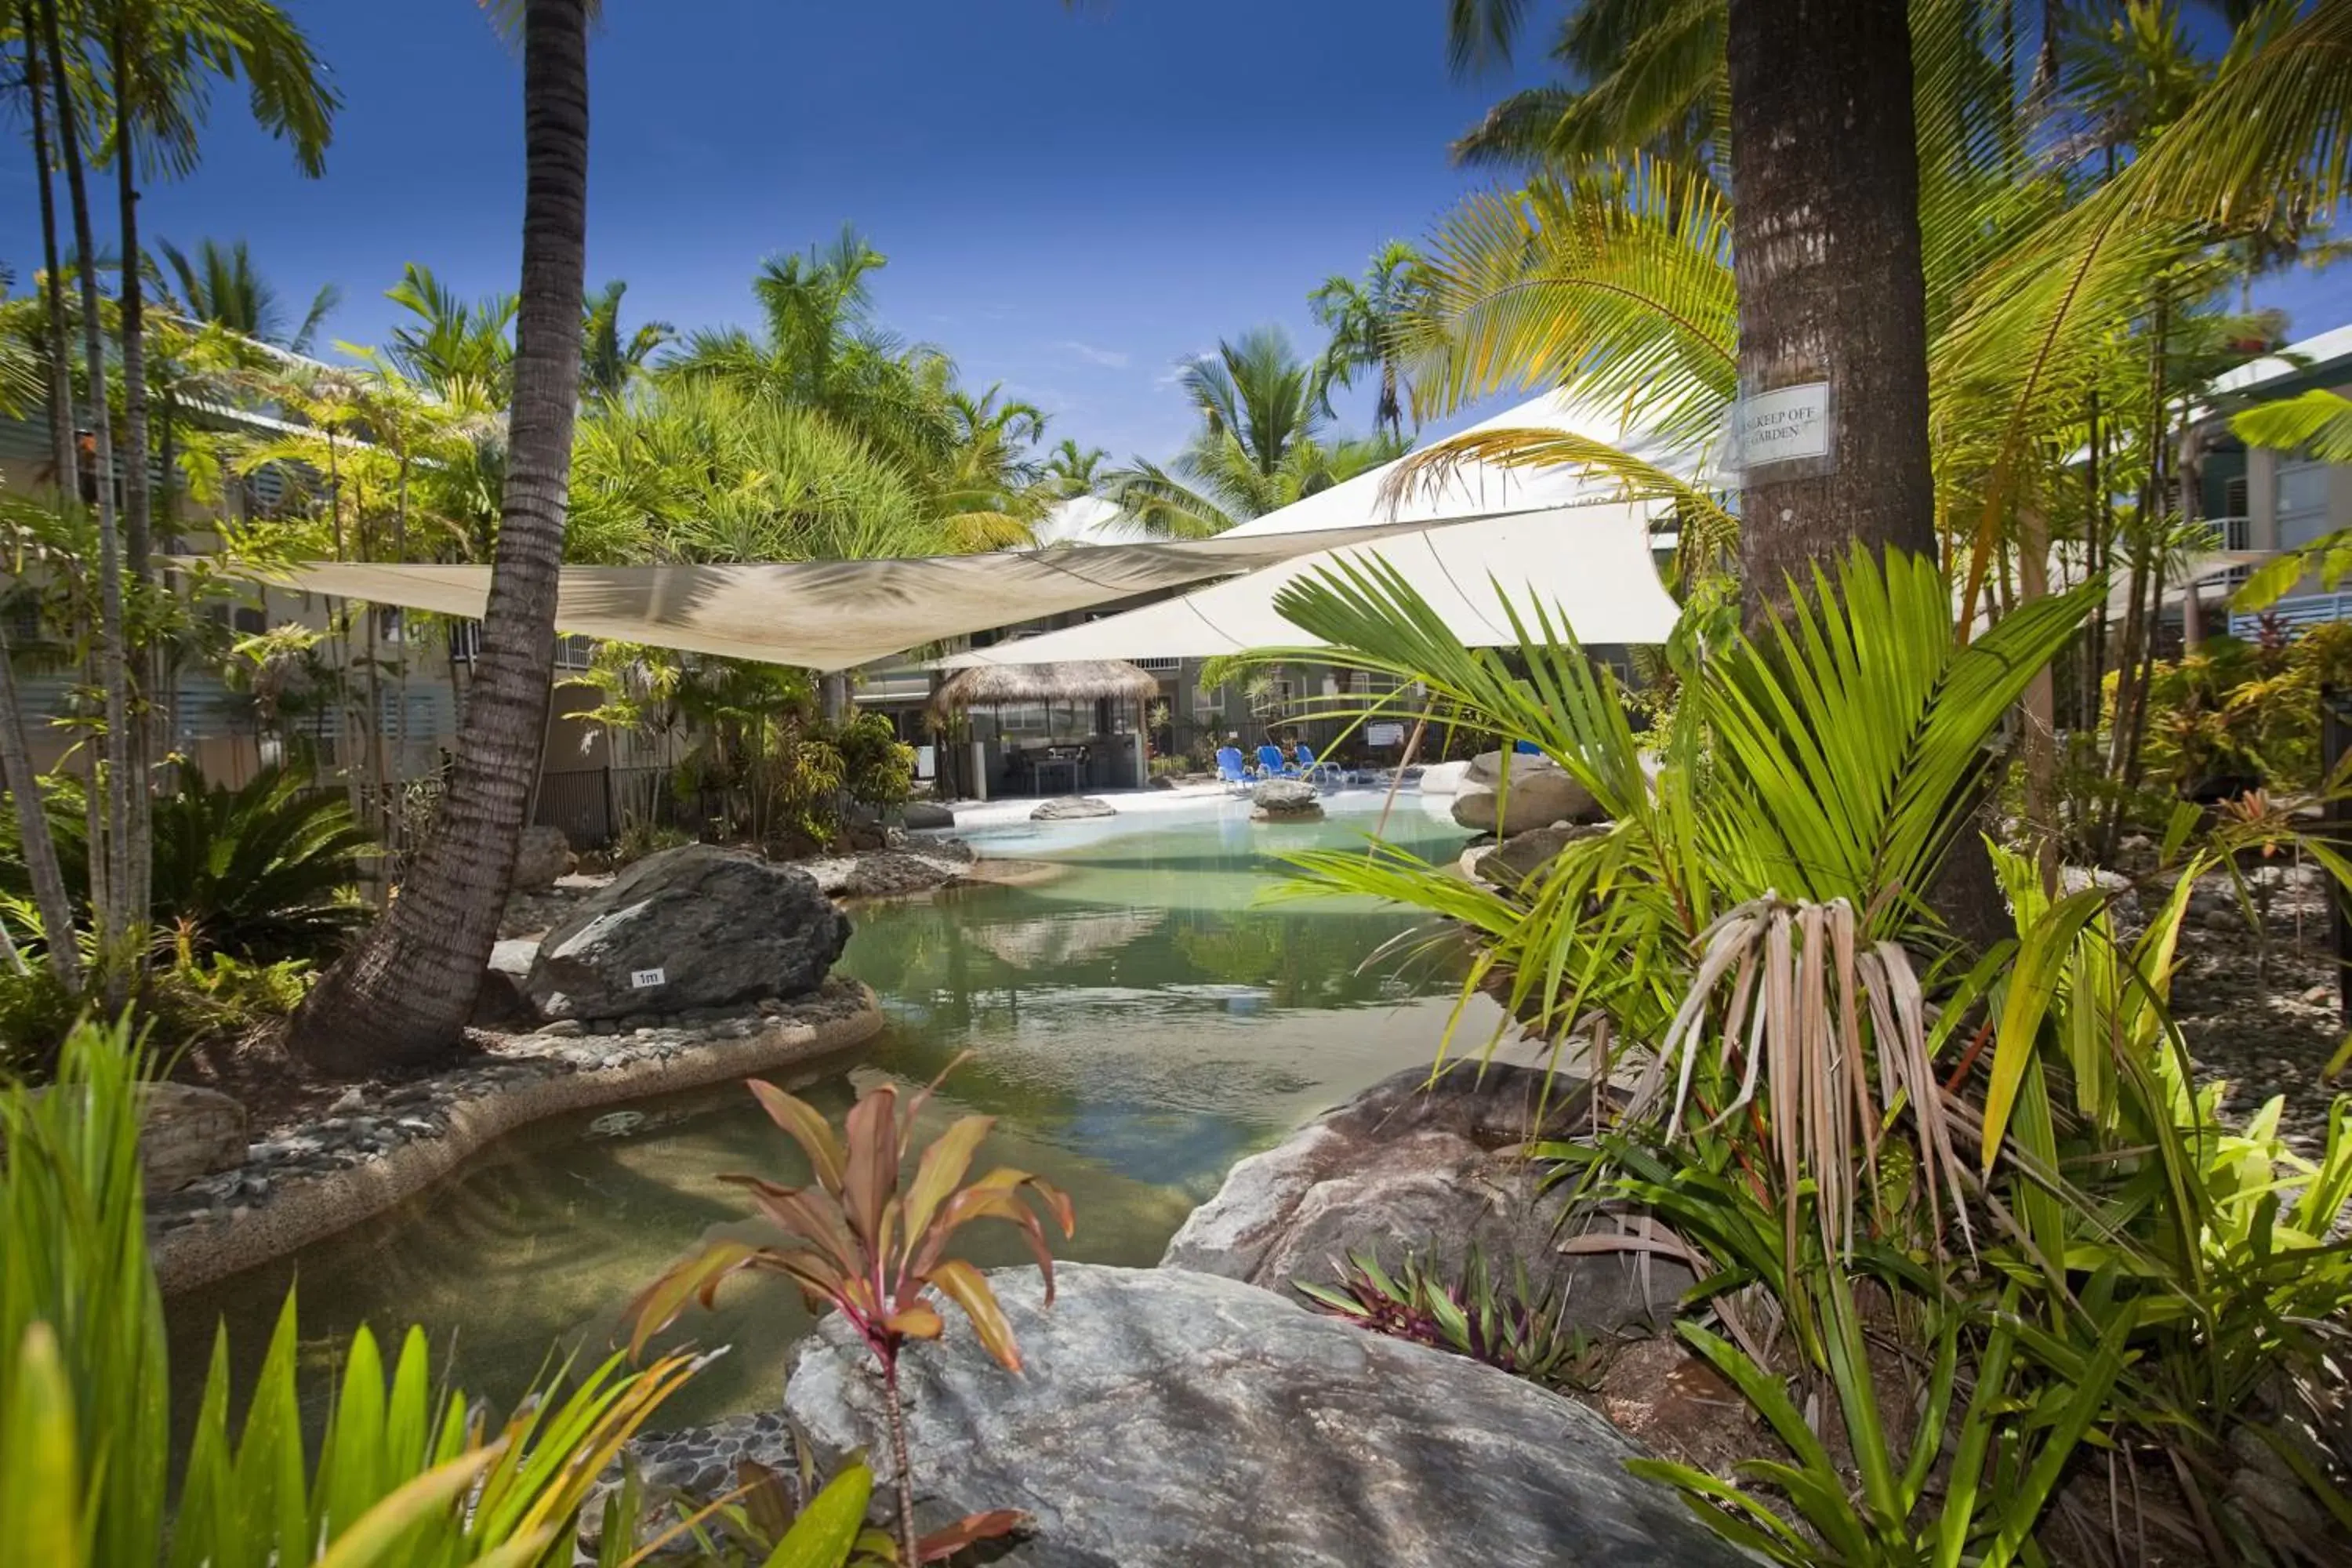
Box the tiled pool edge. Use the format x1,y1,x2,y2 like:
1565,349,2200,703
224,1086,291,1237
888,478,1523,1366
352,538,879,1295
151,979,887,1297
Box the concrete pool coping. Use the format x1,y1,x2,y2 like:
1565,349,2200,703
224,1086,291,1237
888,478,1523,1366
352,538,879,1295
151,978,886,1296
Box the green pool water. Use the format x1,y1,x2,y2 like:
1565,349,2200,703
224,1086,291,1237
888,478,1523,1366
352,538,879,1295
163,797,1479,1431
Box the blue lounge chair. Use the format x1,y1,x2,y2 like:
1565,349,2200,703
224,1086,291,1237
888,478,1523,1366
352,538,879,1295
1214,747,1250,789
1256,743,1294,777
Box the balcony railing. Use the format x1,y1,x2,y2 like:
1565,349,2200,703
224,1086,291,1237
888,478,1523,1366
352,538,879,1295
2230,592,2352,639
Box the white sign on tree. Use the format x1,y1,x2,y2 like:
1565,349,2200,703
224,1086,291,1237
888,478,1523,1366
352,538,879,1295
1733,383,1832,469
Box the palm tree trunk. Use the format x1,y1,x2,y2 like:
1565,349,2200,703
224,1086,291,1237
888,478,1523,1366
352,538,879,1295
10,0,86,987
23,0,74,491
0,626,83,989
1727,0,1938,616
42,0,135,983
290,0,589,1073
112,19,155,942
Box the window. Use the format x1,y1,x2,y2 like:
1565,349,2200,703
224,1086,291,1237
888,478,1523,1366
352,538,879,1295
2279,458,2333,550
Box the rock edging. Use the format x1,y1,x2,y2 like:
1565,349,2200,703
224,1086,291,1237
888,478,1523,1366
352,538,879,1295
150,977,885,1296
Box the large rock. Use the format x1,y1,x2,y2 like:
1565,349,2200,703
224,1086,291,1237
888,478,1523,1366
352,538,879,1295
523,844,848,1022
1163,1062,1685,1334
512,824,575,891
781,1263,1747,1568
1250,777,1324,822
900,800,956,830
136,1083,247,1192
1030,795,1112,821
1450,750,1603,835
1477,822,1607,890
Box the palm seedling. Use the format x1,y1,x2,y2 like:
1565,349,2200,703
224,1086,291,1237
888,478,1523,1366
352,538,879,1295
628,1061,1074,1566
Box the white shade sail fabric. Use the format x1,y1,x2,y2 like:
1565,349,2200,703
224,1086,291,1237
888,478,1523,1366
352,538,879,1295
1218,387,1708,541
199,389,1700,671
938,503,1682,667
190,515,1447,673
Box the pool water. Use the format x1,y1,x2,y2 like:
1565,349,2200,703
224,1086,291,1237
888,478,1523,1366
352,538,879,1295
163,794,1486,1430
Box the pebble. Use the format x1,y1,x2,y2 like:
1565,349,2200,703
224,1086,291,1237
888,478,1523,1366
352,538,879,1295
143,982,865,1241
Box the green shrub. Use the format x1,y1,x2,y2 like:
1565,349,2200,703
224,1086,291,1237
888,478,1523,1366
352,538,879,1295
1255,548,2352,1562
835,711,915,813
1,763,372,963
0,1018,889,1567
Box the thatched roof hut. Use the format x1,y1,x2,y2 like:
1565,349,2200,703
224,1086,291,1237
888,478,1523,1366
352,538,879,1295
927,659,1162,718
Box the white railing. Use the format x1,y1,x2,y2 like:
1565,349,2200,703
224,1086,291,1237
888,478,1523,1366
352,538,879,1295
2230,592,2352,639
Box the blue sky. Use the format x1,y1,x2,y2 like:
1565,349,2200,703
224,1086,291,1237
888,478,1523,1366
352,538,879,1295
64,0,1547,463
19,2,2347,464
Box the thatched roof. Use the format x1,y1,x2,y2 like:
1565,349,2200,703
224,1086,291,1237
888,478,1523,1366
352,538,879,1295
927,659,1162,716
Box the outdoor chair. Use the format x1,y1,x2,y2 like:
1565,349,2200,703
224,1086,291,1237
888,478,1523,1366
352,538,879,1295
1214,747,1251,789
1256,743,1294,777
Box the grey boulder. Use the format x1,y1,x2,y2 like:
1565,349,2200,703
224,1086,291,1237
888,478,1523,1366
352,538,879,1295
1477,822,1607,890
899,800,956,829
127,1083,247,1192
512,824,575,891
523,844,848,1022
1029,796,1113,821
1451,750,1603,836
1163,1062,1686,1334
780,1262,1746,1568
1250,777,1324,822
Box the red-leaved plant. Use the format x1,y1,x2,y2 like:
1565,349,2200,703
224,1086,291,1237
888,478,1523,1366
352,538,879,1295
627,1059,1074,1565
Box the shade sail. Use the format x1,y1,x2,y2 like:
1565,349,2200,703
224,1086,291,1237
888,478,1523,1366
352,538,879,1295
1217,387,1710,541
938,503,1682,667
191,515,1452,673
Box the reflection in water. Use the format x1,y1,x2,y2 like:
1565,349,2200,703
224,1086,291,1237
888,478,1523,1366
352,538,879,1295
164,796,1480,1433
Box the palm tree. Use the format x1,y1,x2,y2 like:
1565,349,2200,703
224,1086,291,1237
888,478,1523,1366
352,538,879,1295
659,228,957,471
1447,0,1725,178
82,0,333,964
35,0,136,976
291,0,591,1073
580,277,672,402
157,237,339,352
1104,328,1401,537
1043,437,1109,496
1310,240,1430,441
2,0,83,985
382,260,518,402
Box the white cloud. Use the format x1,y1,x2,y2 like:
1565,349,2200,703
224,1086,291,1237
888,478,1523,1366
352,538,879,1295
1058,339,1131,369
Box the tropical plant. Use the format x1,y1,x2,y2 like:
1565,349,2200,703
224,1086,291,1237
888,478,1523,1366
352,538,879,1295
2,763,372,963
1295,1246,1599,1390
381,260,519,402
158,236,340,352
581,276,673,402
0,1017,708,1567
1309,240,1430,441
290,0,590,1074
628,1064,1073,1566
1104,328,1403,537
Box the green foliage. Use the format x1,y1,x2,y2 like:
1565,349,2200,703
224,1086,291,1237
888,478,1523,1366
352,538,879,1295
0,763,372,964
629,1062,1066,1566
2129,625,2352,797
835,713,915,815
0,1018,710,1567
1295,1247,1599,1390
1258,547,2352,1559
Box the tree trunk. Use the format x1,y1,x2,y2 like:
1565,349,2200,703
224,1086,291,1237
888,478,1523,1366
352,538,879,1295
1728,0,1937,618
289,0,588,1074
1727,0,2002,946
24,0,74,492
42,0,135,982
9,0,85,986
113,22,155,940
0,625,83,988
